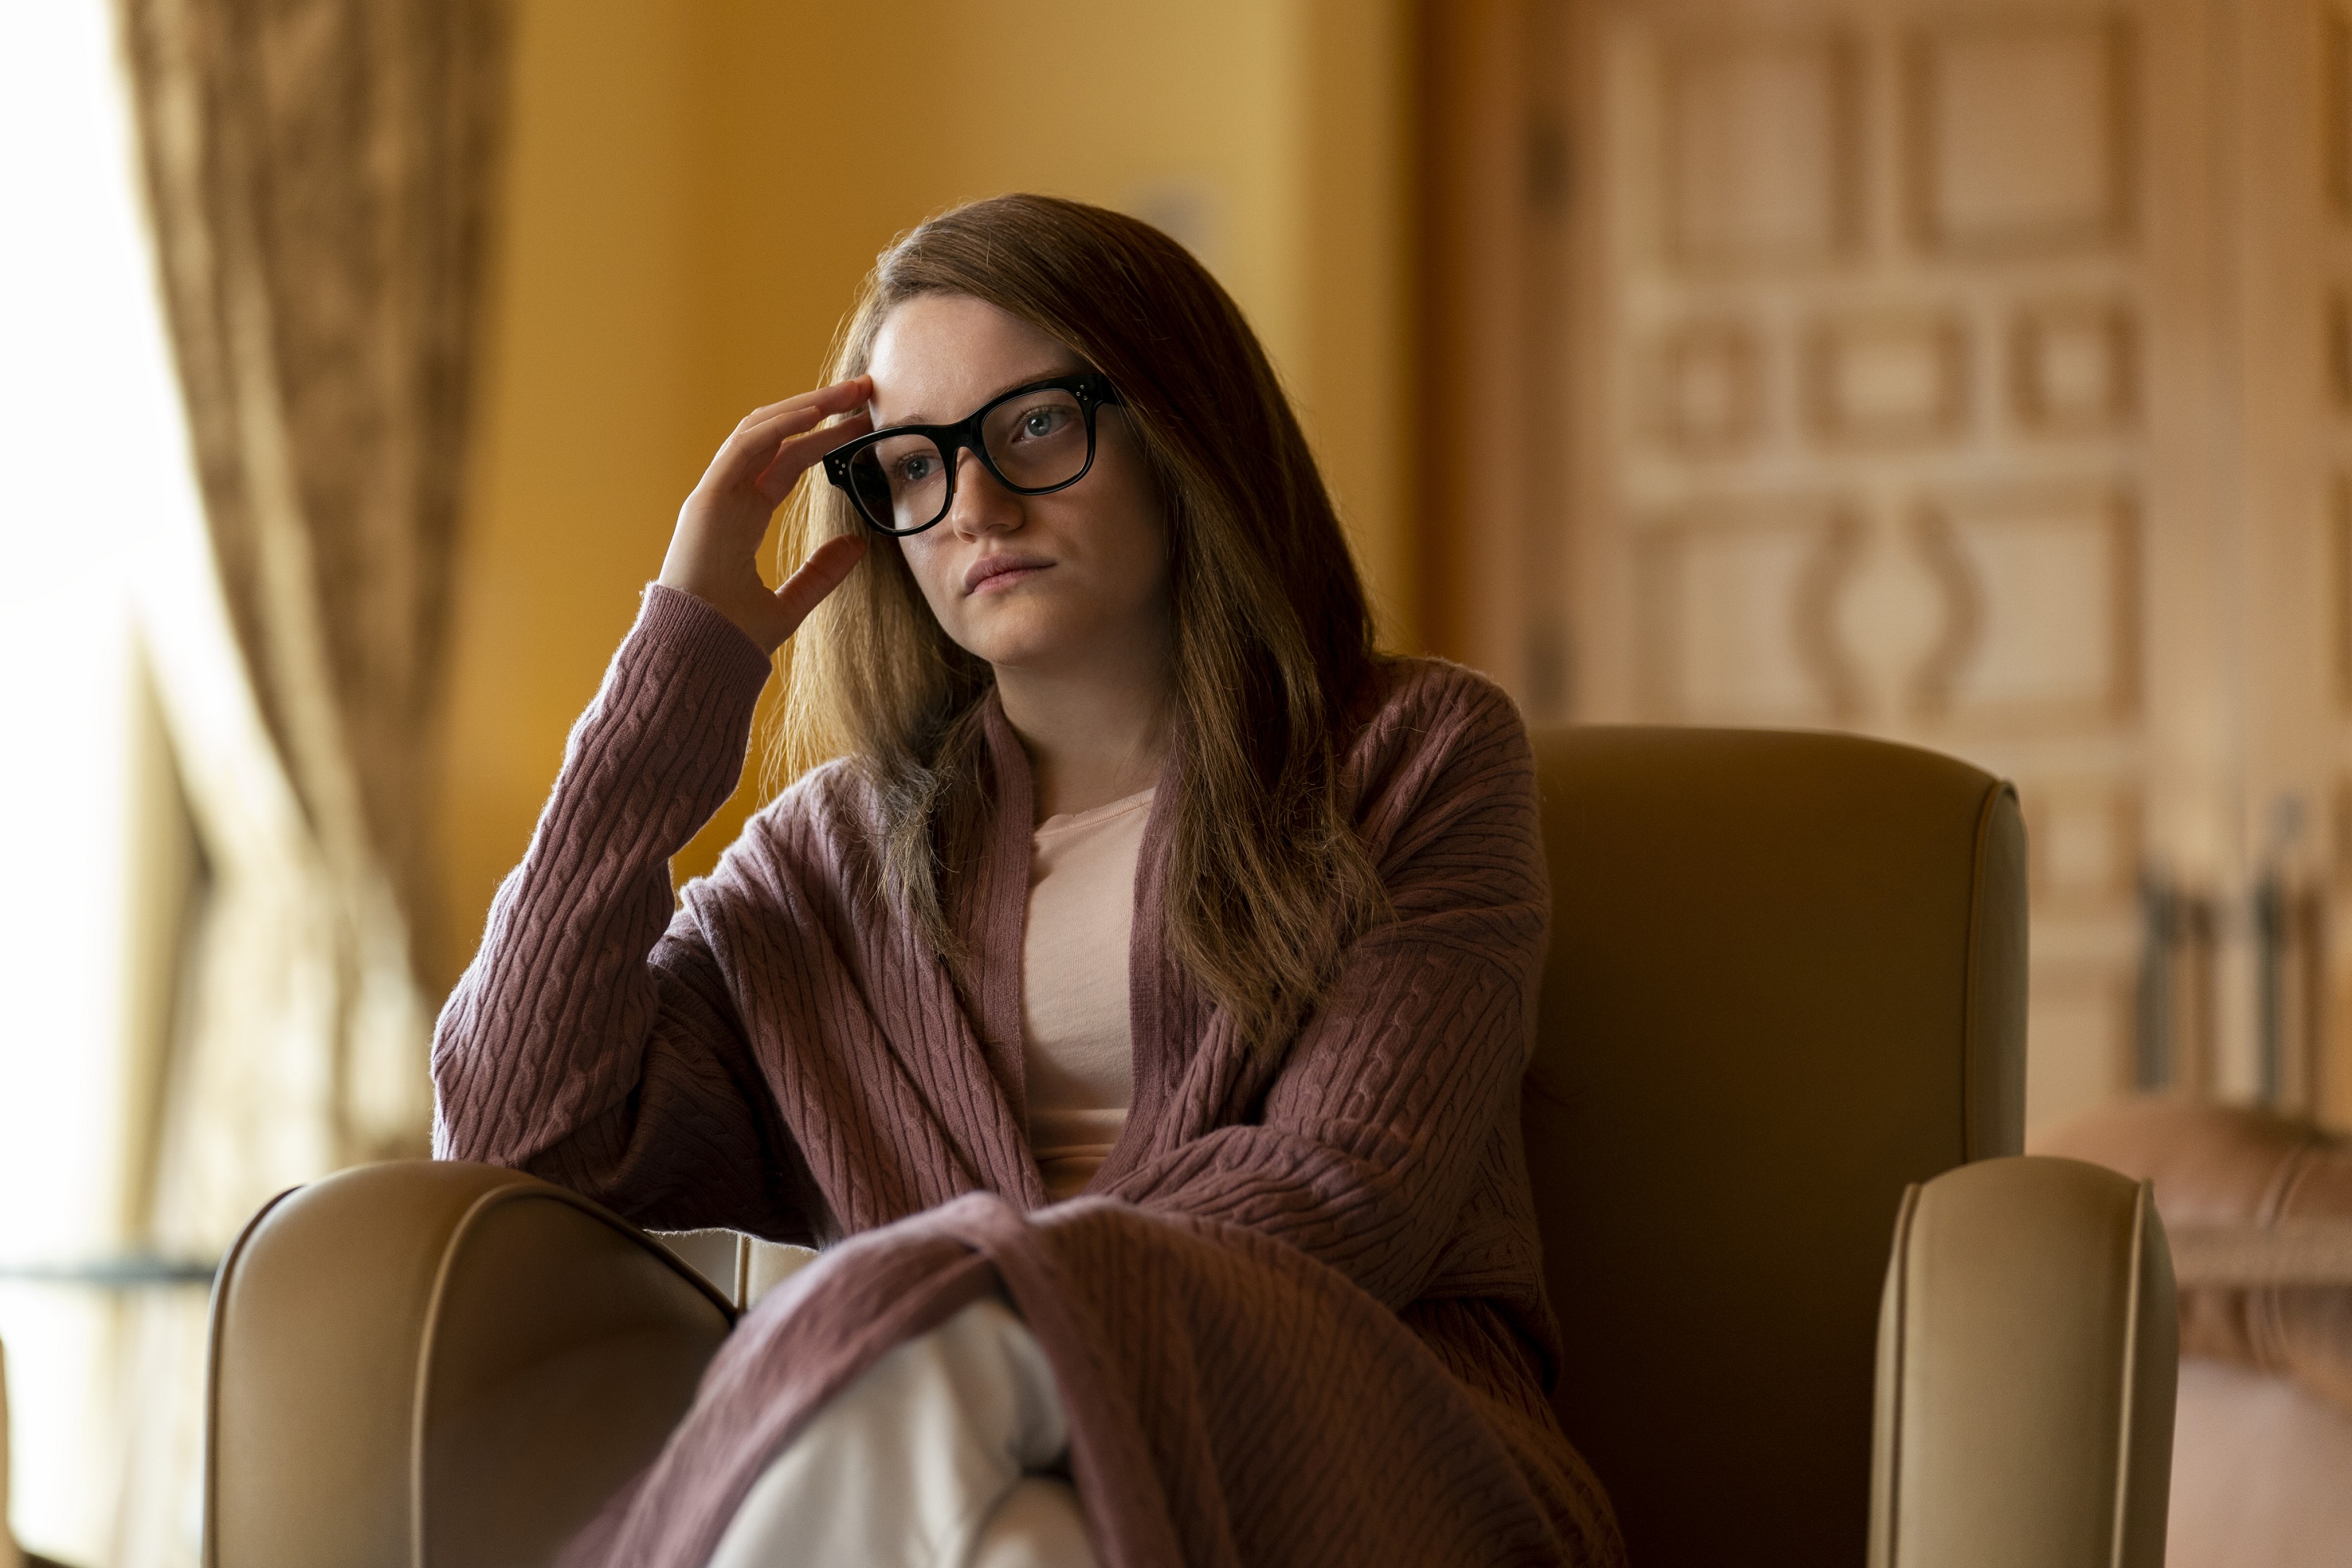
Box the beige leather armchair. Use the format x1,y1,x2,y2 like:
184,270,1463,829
202,727,2177,1568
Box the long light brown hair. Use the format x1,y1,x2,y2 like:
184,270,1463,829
773,194,1385,1050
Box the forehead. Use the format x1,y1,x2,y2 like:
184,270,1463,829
866,293,1083,425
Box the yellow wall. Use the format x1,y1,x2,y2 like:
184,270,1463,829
431,0,1415,987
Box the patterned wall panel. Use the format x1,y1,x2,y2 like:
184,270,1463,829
2011,298,2138,435
1576,0,2158,1134
1650,319,1766,452
1664,33,1858,268
2027,963,2135,1123
2023,779,2143,912
1632,499,1860,723
1804,310,1969,445
2321,3,2352,1128
1905,16,2133,256
1913,485,2139,730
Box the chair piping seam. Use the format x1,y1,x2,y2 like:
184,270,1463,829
1959,780,2009,1163
198,1184,299,1568
2108,1181,2151,1568
1880,1182,1922,1568
406,1182,741,1565
411,1187,511,1568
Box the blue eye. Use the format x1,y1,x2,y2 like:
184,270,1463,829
1015,406,1072,441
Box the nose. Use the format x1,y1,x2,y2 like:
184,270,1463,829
944,446,1021,540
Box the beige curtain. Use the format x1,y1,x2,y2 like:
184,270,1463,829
116,0,509,1207
100,3,507,1560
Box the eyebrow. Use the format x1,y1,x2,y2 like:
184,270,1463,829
869,365,1088,433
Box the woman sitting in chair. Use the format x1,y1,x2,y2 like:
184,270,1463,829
434,194,1621,1568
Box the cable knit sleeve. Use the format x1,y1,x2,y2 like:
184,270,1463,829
431,584,819,1241
1102,667,1548,1310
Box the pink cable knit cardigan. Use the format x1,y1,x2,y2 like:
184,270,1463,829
433,585,1622,1568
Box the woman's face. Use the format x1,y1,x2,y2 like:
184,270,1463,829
862,293,1171,681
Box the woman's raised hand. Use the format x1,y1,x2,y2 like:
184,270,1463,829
659,377,875,654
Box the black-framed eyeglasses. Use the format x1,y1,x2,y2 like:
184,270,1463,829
821,372,1123,537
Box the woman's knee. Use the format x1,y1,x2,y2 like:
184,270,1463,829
880,1294,1069,1470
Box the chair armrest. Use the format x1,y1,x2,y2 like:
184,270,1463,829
205,1160,733,1568
1869,1155,2177,1568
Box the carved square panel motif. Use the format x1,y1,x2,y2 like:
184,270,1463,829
1653,320,1765,452
2027,962,2135,1137
2013,299,2138,434
1664,33,1858,269
1632,499,1860,724
1805,312,1967,445
1907,17,2132,256
1913,485,2139,731
2020,780,2141,910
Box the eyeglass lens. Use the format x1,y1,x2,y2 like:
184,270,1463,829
844,386,1092,533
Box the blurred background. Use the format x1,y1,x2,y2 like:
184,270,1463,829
1,0,2347,1562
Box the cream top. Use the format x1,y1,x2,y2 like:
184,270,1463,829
1022,786,1152,1201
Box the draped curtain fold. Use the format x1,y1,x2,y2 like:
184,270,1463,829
99,6,506,1560
115,0,509,1218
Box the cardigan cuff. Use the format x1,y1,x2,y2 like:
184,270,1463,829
633,582,779,695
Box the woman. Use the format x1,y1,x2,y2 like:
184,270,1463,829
434,194,1621,1568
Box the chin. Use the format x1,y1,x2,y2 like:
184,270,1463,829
960,625,1110,675
962,636,1079,672
949,601,1084,669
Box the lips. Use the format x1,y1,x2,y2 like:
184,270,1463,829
963,553,1053,594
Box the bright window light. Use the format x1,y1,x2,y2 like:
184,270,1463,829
0,1,210,1559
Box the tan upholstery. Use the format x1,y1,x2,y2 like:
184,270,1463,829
649,1228,742,1300
205,1160,731,1568
1870,1156,2177,1568
1523,725,2025,1565
204,724,2183,1568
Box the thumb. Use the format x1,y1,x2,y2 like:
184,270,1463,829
771,534,869,635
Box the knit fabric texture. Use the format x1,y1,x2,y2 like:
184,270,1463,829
433,584,1624,1568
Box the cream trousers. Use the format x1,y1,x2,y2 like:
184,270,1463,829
706,1296,1100,1568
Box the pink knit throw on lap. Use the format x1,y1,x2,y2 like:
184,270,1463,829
433,585,1624,1568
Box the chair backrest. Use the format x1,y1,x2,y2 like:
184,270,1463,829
1521,725,2024,1568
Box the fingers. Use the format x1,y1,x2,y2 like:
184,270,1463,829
711,402,830,492
754,408,872,501
709,409,822,497
731,376,871,435
772,533,869,631
707,378,873,492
